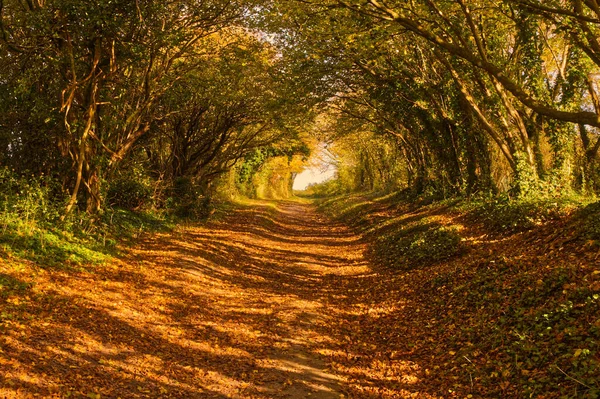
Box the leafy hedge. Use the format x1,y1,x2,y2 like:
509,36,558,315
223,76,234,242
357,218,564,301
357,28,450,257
465,196,584,234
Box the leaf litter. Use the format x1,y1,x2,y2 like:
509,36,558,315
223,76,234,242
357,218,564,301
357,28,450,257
1,199,598,398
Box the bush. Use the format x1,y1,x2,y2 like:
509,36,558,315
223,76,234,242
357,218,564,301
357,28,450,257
0,168,62,230
170,196,212,219
166,177,213,219
107,178,152,210
375,219,463,269
579,201,600,242
407,226,463,262
300,179,345,198
0,168,177,270
0,168,112,268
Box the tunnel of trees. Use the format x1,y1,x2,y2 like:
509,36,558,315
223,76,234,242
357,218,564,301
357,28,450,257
2,0,600,216
2,1,600,397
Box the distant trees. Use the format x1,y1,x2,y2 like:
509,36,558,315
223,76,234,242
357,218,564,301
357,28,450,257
142,30,289,197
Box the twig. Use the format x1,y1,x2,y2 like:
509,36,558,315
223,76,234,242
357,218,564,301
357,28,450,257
555,365,593,390
463,356,474,390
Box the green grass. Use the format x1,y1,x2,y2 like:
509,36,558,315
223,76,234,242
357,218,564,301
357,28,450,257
0,208,174,271
0,168,180,270
0,229,110,269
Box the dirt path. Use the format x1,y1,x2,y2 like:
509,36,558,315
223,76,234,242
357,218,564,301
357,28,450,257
1,201,392,398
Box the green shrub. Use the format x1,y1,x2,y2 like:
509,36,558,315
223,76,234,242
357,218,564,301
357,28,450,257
300,179,345,198
0,168,172,269
468,196,581,234
107,178,152,210
0,168,62,231
101,208,173,242
579,201,600,242
171,196,213,219
375,219,463,269
408,226,462,262
166,177,213,219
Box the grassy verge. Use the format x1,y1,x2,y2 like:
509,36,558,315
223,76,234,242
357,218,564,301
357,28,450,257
0,207,175,270
318,191,600,397
0,169,182,300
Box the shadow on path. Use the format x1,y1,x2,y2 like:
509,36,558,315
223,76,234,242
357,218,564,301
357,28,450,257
0,200,432,398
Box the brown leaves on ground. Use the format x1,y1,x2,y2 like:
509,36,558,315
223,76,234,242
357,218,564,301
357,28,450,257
1,201,432,399
2,199,597,398
321,195,600,398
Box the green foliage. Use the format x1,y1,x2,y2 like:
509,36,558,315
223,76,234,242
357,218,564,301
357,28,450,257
375,219,463,269
238,145,310,183
512,149,578,201
0,168,106,267
319,192,464,269
513,152,540,198
443,259,600,397
0,168,61,228
166,177,213,220
0,168,171,268
100,208,174,242
170,196,213,220
467,195,584,234
324,130,408,195
236,148,273,196
579,201,600,243
322,190,599,396
234,143,310,199
300,179,345,198
107,178,152,210
0,229,111,269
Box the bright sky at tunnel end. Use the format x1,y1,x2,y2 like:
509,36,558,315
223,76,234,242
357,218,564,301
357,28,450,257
293,164,336,191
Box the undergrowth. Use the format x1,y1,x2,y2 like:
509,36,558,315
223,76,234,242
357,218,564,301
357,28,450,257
318,190,600,397
459,194,589,234
0,168,174,274
579,201,600,245
375,218,462,269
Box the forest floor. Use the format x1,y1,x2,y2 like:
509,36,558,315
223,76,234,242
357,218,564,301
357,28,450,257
1,198,599,398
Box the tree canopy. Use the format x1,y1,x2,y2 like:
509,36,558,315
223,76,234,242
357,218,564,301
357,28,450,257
2,0,600,213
